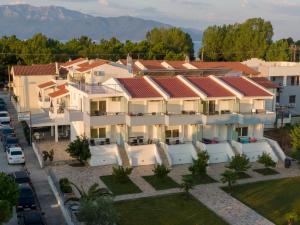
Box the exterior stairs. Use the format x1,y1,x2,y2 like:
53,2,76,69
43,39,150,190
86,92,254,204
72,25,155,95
117,145,130,167
156,144,171,168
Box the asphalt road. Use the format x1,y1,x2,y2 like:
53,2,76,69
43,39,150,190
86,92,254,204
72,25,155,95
1,93,65,225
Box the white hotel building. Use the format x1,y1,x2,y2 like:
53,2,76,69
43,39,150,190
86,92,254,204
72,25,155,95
26,58,286,168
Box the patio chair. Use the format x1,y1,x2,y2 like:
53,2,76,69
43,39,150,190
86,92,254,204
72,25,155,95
166,138,170,145
175,139,180,145
105,138,110,144
90,139,95,146
138,138,144,145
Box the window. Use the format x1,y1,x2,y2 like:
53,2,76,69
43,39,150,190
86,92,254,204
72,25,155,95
172,129,179,138
289,95,296,104
98,128,106,138
94,71,104,76
165,130,172,138
165,129,179,138
276,95,280,104
236,127,248,137
90,128,106,138
91,128,98,138
291,76,295,86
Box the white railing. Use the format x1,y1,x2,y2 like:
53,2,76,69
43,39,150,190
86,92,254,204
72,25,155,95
265,137,286,161
230,140,243,155
124,143,133,166
159,142,173,166
32,142,44,168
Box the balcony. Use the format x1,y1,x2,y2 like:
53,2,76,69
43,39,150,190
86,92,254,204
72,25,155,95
86,112,126,126
49,107,65,120
64,108,83,122
165,111,202,126
38,97,51,108
238,110,276,124
126,112,165,126
202,111,238,125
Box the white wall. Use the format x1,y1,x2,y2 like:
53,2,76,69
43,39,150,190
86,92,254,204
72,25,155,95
167,100,182,113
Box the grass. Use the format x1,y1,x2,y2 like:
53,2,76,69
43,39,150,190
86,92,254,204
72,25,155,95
116,194,229,225
182,174,217,185
143,175,179,190
253,168,279,176
225,177,300,225
100,175,142,196
236,172,251,179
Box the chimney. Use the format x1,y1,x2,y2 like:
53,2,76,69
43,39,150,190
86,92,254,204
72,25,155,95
127,53,133,66
55,62,59,75
185,54,190,63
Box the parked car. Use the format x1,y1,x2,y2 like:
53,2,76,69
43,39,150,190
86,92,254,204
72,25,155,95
0,104,7,111
17,183,36,212
0,111,10,123
7,147,25,165
0,126,15,140
0,120,12,128
3,135,19,151
17,211,46,225
9,170,31,185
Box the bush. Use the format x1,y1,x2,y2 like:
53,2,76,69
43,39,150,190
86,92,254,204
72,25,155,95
188,151,209,177
112,166,133,183
21,121,30,144
42,149,54,162
227,154,251,173
257,152,276,168
59,178,73,194
153,164,170,179
221,169,238,189
66,136,91,164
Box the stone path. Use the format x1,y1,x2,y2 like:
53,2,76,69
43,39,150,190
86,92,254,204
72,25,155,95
190,185,274,225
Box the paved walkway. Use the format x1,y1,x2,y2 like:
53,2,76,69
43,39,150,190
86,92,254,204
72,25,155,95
5,94,66,225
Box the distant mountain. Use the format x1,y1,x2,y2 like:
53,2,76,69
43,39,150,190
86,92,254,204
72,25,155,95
0,4,202,42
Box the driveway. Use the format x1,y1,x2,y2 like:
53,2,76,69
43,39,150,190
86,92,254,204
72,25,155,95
2,93,66,225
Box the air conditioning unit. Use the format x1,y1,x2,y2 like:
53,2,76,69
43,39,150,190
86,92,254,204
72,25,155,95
111,97,121,102
288,103,296,108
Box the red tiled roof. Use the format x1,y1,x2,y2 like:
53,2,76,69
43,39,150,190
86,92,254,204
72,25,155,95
76,59,109,72
57,83,67,89
187,77,235,98
38,81,56,89
152,77,198,98
190,62,259,75
164,61,187,69
48,88,69,98
251,77,279,89
136,60,165,70
117,77,162,98
220,77,272,97
61,58,86,67
13,64,57,76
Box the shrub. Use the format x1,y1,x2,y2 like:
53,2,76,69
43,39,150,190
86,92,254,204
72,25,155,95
188,151,209,177
227,154,251,173
180,176,194,198
42,149,54,162
66,136,91,164
221,169,238,189
112,166,133,183
153,164,170,179
59,178,73,194
257,152,276,168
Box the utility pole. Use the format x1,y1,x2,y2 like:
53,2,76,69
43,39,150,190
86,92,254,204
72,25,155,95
290,44,297,62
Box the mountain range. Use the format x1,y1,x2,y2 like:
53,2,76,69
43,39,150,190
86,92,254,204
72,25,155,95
0,4,202,42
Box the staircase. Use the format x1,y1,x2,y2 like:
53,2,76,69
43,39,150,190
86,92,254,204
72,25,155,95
229,142,240,155
117,145,130,167
156,144,171,167
193,142,202,153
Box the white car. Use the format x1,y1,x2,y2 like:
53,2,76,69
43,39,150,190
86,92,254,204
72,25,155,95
6,147,25,164
0,111,10,123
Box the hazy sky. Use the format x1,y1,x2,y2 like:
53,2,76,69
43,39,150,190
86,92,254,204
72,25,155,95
1,0,300,40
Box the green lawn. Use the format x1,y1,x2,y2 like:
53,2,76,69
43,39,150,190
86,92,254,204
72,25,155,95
236,172,251,179
100,175,142,196
183,174,217,185
253,168,279,176
116,194,229,225
143,175,179,190
226,177,300,225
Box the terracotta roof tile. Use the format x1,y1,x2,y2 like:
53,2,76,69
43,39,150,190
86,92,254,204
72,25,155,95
164,61,187,69
251,77,279,89
152,77,198,98
61,58,86,67
38,81,56,89
57,83,67,89
187,77,235,98
117,77,162,98
13,64,58,76
76,59,109,72
48,88,69,98
189,62,259,75
220,77,272,97
137,60,165,70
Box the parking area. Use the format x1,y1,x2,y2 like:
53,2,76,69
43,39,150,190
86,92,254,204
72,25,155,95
0,93,65,225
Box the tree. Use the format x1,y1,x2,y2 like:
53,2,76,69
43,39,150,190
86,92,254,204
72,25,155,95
0,172,19,224
266,39,291,61
153,164,170,179
227,154,251,173
0,200,12,225
221,169,238,189
257,152,276,169
112,166,133,183
66,136,91,164
285,212,298,225
77,197,118,225
188,151,209,177
291,125,300,150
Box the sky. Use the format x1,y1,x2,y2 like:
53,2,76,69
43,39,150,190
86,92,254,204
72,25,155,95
1,0,300,40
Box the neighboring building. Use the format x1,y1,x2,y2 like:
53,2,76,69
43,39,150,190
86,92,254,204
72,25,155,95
243,58,300,124
33,73,285,167
117,56,259,77
11,63,67,112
